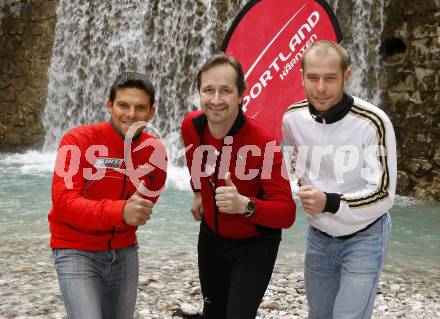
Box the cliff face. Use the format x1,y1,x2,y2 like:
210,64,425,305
0,0,57,151
0,0,439,201
379,0,440,201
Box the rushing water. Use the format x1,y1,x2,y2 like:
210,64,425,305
41,0,248,151
327,0,385,106
42,0,385,153
1,152,439,279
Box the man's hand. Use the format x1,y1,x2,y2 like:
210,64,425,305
215,172,247,215
123,181,153,226
298,185,326,215
191,192,203,221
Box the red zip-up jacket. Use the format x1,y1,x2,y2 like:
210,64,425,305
181,110,295,239
49,121,167,251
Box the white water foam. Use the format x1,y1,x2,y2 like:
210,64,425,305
0,151,56,175
0,150,191,190
394,195,424,208
41,0,220,152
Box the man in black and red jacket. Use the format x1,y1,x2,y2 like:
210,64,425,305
181,53,296,319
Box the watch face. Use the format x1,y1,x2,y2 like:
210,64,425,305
246,199,256,213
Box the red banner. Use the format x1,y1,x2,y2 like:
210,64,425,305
221,0,342,141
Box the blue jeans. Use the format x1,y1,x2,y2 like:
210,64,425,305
53,245,139,319
304,213,391,319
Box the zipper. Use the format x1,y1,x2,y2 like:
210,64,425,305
322,119,328,187
212,143,224,234
200,129,225,236
108,161,128,250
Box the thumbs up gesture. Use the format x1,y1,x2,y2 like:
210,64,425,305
215,172,247,215
123,180,154,226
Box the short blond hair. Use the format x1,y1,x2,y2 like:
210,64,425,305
301,40,350,72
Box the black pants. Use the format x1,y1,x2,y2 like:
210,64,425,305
198,222,281,319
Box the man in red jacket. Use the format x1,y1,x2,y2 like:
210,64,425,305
181,53,296,319
49,72,167,319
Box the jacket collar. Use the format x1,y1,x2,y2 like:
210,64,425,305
109,119,142,142
192,108,246,139
308,93,354,124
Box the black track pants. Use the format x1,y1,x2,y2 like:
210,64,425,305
198,222,281,319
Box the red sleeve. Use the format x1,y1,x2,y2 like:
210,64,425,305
247,144,296,229
140,138,168,203
181,112,201,192
51,133,126,231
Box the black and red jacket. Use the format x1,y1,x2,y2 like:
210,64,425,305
49,121,167,251
181,110,295,239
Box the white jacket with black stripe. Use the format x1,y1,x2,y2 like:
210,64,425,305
282,94,397,237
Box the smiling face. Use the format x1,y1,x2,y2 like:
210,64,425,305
106,87,155,137
302,47,351,113
199,64,243,135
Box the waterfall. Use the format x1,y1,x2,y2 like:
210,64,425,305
331,0,339,11
42,0,249,159
348,0,384,106
42,0,384,159
328,0,384,106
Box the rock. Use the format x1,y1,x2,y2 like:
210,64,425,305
260,301,281,310
0,0,56,152
412,301,423,310
180,303,200,315
148,283,164,290
377,304,388,311
408,159,433,177
390,284,401,292
190,286,200,295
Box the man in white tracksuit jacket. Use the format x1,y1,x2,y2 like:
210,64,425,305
282,40,397,319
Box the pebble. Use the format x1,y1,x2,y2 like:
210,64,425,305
0,237,439,318
261,301,282,310
390,283,401,292
180,302,201,315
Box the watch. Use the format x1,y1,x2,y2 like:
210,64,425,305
243,198,256,217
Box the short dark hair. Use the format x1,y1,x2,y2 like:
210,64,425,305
197,52,247,96
108,72,155,105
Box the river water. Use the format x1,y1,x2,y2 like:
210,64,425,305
1,151,439,281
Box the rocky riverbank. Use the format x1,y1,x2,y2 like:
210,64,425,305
0,236,438,318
